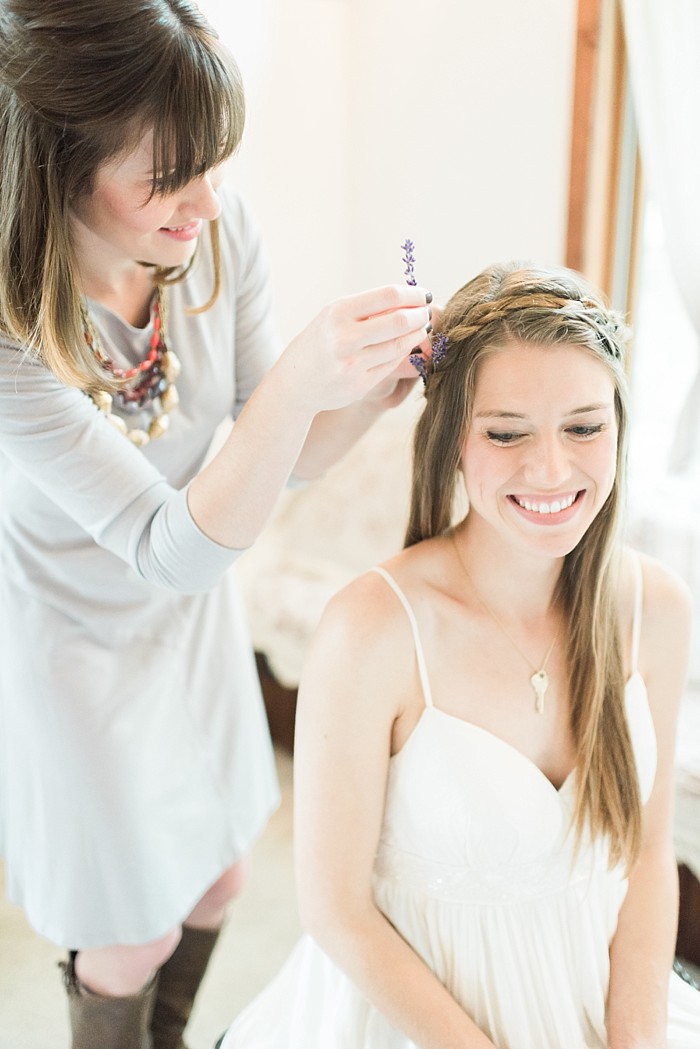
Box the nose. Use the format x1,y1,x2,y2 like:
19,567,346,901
185,173,222,222
523,432,572,489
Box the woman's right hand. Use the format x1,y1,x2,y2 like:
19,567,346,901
277,283,432,415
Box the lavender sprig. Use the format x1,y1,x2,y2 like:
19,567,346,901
401,238,417,286
401,238,443,386
409,351,428,385
430,332,448,368
403,238,424,382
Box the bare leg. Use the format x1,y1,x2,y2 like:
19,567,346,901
150,859,249,1049
61,932,181,1049
75,929,182,998
185,857,248,929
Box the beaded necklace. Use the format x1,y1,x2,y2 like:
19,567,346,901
83,285,181,447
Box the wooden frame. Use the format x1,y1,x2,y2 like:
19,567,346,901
566,0,603,276
566,0,643,320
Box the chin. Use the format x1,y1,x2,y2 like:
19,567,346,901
534,523,597,560
139,247,196,270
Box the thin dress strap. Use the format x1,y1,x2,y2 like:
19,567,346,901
630,551,644,674
371,567,434,708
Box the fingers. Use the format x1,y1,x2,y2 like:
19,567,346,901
364,355,420,399
360,301,431,350
341,286,432,367
341,287,433,382
353,325,431,373
429,303,444,331
410,328,434,355
345,283,432,321
322,284,431,358
278,283,433,415
389,356,423,381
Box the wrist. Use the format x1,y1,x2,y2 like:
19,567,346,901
608,1027,666,1049
263,355,320,425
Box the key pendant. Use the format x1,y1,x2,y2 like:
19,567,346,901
530,669,549,714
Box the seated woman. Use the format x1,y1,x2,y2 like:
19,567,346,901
221,263,700,1048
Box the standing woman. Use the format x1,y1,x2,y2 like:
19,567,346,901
0,2,431,1047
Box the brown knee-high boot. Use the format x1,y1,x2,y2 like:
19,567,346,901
60,952,157,1049
150,925,221,1049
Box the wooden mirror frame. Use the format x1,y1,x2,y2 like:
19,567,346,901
566,0,643,322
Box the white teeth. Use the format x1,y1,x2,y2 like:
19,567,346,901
516,493,576,514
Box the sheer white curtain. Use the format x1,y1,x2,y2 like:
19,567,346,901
621,0,700,472
622,0,700,695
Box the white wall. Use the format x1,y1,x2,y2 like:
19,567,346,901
201,0,577,341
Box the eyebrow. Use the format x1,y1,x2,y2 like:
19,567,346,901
474,402,613,420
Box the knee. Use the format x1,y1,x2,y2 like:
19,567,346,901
75,927,183,997
190,857,249,924
134,927,182,973
204,858,249,910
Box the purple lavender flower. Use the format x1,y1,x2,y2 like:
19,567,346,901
401,239,417,286
409,351,428,385
431,332,448,367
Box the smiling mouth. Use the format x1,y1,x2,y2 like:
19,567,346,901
509,491,584,515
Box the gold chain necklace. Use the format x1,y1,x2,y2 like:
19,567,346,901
451,534,557,714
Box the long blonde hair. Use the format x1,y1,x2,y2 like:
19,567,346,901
0,0,245,391
407,263,639,869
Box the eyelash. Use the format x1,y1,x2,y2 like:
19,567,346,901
485,424,606,446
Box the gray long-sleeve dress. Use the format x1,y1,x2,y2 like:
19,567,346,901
0,185,280,948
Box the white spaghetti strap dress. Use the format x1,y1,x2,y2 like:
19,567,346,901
221,559,700,1049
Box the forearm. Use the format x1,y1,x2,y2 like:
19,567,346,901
304,903,496,1049
292,400,385,480
294,366,419,480
607,845,678,1049
188,363,314,548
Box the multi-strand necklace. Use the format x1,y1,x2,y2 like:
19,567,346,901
452,535,557,714
82,285,181,447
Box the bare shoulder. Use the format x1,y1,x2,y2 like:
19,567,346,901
300,549,432,721
313,538,444,649
313,563,414,656
635,547,692,625
625,545,693,692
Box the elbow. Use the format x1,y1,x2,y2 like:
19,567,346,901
134,549,246,594
133,503,247,593
298,889,375,958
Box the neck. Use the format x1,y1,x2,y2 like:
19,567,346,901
70,217,157,325
454,515,563,625
82,267,156,329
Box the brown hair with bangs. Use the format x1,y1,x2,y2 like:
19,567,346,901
406,262,640,871
0,0,245,390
